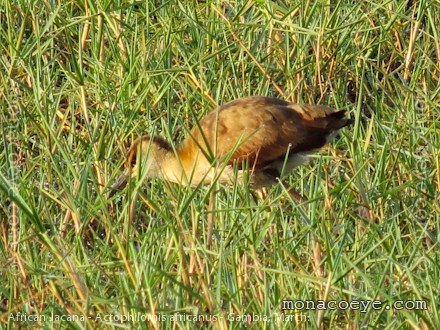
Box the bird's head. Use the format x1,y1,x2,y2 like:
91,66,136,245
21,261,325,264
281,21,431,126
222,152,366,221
110,135,172,195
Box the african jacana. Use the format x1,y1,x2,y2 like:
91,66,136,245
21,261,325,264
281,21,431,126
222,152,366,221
111,96,353,195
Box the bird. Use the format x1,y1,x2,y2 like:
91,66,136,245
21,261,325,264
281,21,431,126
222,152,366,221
110,96,353,196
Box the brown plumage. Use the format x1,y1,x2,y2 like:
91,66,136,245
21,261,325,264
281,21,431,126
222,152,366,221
111,96,353,193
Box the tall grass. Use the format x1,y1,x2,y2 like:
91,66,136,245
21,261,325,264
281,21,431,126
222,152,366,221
1,0,438,329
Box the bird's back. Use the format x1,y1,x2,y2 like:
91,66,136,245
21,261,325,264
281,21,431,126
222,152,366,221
178,96,352,171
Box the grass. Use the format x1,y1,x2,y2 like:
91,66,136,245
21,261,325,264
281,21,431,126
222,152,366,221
0,0,439,329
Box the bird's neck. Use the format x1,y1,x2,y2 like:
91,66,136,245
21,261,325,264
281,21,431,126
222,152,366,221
154,149,191,186
157,148,210,186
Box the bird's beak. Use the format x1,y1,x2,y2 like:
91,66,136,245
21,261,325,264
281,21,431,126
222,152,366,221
109,172,129,197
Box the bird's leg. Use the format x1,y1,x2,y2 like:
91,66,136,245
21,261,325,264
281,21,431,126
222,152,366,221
255,187,268,200
284,184,325,328
207,189,216,249
288,189,306,202
129,196,137,223
281,179,325,321
281,181,307,202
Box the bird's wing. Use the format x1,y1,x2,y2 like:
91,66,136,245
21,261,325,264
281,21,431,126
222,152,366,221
185,97,304,168
180,96,350,169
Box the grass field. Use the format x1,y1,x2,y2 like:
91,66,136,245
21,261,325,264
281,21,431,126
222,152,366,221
1,0,439,329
